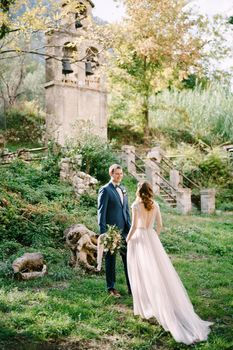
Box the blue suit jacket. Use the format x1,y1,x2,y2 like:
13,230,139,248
98,182,131,238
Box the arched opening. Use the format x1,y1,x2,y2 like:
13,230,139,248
63,42,77,60
86,47,99,67
75,2,87,29
85,47,100,76
62,42,77,76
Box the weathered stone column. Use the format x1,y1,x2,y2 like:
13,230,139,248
60,157,72,181
147,146,164,163
145,159,161,195
170,169,182,190
0,134,5,150
121,145,136,174
200,189,216,214
176,188,192,214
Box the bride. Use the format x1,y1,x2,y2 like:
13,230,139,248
126,182,213,345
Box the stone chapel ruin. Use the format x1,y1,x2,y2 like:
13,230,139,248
45,0,107,145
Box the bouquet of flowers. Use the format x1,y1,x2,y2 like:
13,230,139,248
102,225,122,255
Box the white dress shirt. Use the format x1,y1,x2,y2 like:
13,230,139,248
112,181,124,204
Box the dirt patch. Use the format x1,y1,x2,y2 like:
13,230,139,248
112,303,131,314
0,336,130,350
30,282,70,293
0,339,107,350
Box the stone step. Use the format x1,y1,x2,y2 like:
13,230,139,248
160,193,173,197
160,184,172,191
160,192,175,198
160,183,173,190
160,196,175,201
131,172,146,182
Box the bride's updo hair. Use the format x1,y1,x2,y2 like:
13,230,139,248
137,181,154,211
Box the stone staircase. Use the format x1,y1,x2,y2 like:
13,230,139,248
159,182,177,207
122,147,178,208
121,145,216,214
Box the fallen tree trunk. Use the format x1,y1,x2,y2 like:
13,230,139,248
64,224,98,271
12,252,48,280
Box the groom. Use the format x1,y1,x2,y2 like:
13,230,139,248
98,164,131,297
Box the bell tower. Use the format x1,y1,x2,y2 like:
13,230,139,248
45,0,107,145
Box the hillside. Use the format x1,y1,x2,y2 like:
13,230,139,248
0,153,232,350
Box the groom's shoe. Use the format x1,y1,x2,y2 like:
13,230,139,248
108,288,121,298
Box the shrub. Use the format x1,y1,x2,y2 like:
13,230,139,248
40,142,63,183
66,134,119,184
80,139,119,183
79,193,97,208
0,261,14,279
0,158,76,249
0,104,45,144
0,241,23,260
167,144,233,209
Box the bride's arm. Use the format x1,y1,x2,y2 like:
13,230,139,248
155,203,162,235
126,205,138,243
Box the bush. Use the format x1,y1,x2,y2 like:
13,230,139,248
0,261,14,279
0,104,45,144
79,193,97,208
167,144,233,210
108,121,144,145
0,158,76,249
66,134,119,184
159,127,197,147
184,148,233,188
0,241,23,260
40,142,63,183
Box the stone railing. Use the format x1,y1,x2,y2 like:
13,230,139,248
0,147,47,165
121,145,216,214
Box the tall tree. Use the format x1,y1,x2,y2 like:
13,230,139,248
0,0,98,62
108,0,215,132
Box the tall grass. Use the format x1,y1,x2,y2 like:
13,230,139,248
149,83,233,144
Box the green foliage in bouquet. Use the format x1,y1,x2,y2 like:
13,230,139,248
102,225,122,255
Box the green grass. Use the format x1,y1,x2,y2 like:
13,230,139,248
0,161,232,350
1,215,232,350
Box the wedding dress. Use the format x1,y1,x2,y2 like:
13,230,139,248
127,201,213,345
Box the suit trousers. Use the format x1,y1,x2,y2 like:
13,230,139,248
105,239,131,293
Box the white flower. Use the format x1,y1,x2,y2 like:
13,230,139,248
103,225,122,255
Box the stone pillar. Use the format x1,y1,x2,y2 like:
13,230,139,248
121,145,136,174
200,189,216,214
60,157,73,181
170,169,182,190
145,159,161,195
147,146,164,163
0,134,5,150
176,188,192,214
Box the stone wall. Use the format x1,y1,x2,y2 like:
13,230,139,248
60,157,98,196
200,189,216,214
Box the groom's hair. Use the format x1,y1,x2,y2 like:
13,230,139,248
109,164,122,175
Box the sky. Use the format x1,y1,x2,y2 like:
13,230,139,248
92,0,233,23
